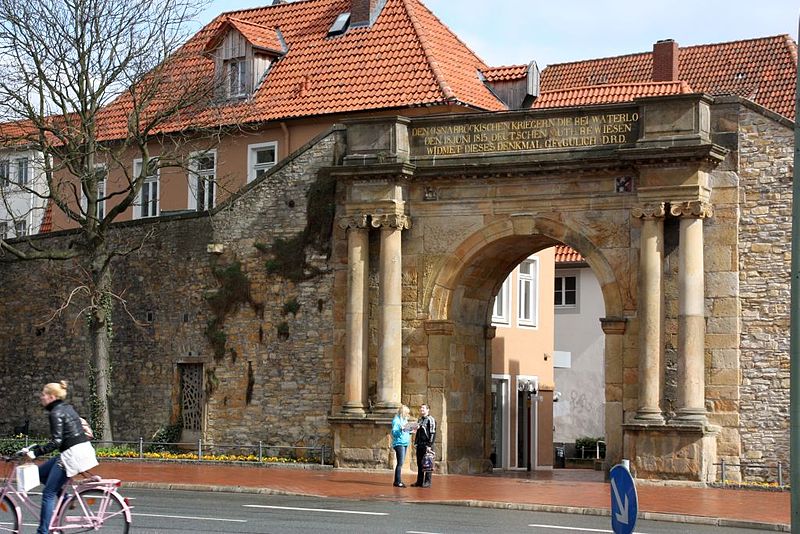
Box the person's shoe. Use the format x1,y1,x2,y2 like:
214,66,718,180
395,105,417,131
393,482,406,487
410,482,422,487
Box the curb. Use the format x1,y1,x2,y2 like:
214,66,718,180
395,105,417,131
121,482,790,532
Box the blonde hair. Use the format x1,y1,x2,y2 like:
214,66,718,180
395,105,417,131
43,380,68,400
396,404,410,418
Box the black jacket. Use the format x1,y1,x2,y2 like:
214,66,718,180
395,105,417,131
32,400,89,457
414,415,436,448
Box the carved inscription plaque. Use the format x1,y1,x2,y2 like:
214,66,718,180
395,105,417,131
410,110,639,157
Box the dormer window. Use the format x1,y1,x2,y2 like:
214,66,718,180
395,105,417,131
228,58,247,98
205,17,288,102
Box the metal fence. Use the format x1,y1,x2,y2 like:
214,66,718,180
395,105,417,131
0,437,329,466
715,459,787,487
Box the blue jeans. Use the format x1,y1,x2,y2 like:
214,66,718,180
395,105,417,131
37,456,67,534
393,445,407,485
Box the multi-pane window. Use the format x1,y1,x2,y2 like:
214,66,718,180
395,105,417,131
14,158,28,186
247,142,277,183
14,220,26,237
134,158,159,218
0,221,7,239
555,274,578,308
228,58,247,97
189,151,216,211
0,161,9,188
0,158,30,187
517,257,538,326
492,277,510,325
95,167,107,220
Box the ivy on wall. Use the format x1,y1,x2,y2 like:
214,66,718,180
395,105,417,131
204,261,263,360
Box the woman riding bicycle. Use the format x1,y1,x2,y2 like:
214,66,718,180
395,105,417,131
25,380,98,534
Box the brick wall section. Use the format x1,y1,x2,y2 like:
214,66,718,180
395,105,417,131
736,105,793,480
0,129,343,454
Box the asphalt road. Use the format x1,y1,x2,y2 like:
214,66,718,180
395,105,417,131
104,487,773,534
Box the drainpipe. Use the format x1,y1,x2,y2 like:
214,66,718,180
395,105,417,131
280,122,290,159
789,15,799,531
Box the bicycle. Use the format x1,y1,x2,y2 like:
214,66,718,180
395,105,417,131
0,453,132,533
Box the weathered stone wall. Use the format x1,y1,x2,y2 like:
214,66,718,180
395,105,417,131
736,104,794,481
0,128,343,454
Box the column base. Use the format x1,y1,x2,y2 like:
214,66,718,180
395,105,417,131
341,403,367,416
374,402,401,415
673,408,707,425
633,410,665,424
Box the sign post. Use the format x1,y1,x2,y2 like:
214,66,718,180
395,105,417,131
610,463,638,534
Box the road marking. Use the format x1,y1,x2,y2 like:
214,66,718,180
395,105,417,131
135,512,246,523
528,526,652,534
406,531,443,534
243,504,388,516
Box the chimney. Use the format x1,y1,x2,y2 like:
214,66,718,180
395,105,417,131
350,0,386,27
652,39,679,82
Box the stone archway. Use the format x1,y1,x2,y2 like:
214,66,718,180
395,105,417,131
329,96,728,481
421,218,626,474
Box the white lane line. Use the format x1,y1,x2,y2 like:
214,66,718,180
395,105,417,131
528,525,652,534
406,531,443,534
243,504,388,516
135,512,246,523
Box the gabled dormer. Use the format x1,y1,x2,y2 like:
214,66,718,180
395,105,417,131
205,17,288,101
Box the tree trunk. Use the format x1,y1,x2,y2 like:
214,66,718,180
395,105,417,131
90,256,114,443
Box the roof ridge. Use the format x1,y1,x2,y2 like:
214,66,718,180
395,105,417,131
541,80,691,93
401,0,455,101
680,33,795,52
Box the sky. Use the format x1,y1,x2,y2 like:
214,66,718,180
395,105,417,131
199,0,799,68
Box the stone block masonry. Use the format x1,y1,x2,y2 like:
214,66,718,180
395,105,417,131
0,129,343,453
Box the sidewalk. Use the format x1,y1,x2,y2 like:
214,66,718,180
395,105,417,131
94,461,790,531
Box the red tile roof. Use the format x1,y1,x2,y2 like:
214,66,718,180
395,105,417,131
0,120,38,147
533,81,693,109
206,17,286,54
554,245,583,264
39,200,53,234
96,0,504,140
540,35,797,120
483,65,528,82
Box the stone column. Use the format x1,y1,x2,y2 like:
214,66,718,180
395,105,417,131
632,203,665,422
340,215,370,415
671,201,712,423
372,213,410,414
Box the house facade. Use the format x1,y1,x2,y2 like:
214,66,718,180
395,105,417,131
0,0,796,483
0,122,48,238
552,246,605,450
490,249,555,471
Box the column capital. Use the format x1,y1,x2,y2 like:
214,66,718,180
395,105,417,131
338,214,369,230
600,317,627,335
631,202,665,219
669,200,713,218
371,213,411,230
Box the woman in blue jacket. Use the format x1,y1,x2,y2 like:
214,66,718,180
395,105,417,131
391,404,414,487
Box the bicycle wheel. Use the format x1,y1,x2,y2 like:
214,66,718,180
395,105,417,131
0,495,20,533
54,488,130,533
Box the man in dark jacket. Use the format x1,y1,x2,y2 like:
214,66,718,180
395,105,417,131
411,403,436,487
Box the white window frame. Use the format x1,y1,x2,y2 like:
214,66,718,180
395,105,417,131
188,150,216,212
133,158,160,219
0,221,7,240
492,276,511,325
517,256,539,327
95,168,107,220
247,142,278,183
13,158,28,186
555,271,579,310
0,160,10,189
14,219,26,237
